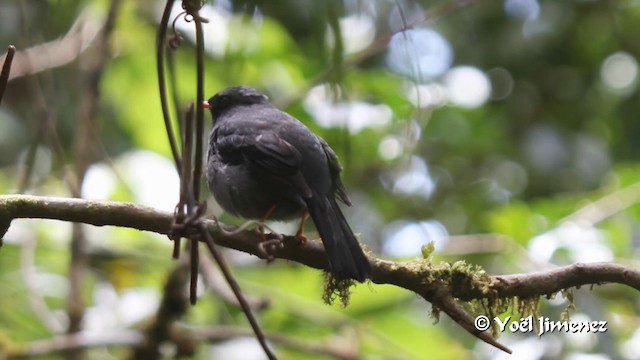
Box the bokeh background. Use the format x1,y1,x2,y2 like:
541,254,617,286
1,0,640,359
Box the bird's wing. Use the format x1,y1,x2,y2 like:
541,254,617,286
214,129,313,197
320,140,352,206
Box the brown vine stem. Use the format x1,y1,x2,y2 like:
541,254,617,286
156,0,183,171
199,225,278,360
162,4,274,358
191,6,206,202
0,45,16,104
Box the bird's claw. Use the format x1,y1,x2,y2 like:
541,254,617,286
295,232,308,245
257,234,284,262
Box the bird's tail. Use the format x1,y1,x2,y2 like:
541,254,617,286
305,195,372,282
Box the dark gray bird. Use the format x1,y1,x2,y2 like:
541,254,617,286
204,86,371,282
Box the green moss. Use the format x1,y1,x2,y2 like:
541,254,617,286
322,272,354,307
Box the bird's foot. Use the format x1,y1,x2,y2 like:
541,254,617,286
253,221,274,242
253,205,284,262
294,230,308,245
256,233,284,262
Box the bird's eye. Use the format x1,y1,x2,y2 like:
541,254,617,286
218,96,230,107
215,96,229,108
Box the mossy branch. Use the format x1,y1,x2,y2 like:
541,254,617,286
3,194,640,354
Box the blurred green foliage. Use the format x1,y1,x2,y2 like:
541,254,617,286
1,0,640,359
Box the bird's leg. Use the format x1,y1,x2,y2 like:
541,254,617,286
256,205,283,261
256,205,276,241
295,209,308,244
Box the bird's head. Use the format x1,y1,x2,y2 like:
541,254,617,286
202,86,269,120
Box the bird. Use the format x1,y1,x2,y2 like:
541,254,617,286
203,85,372,282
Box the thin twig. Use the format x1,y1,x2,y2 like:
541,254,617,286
199,224,278,360
0,45,16,104
172,102,196,260
426,290,512,354
182,103,200,305
191,8,206,202
157,0,183,171
166,43,184,140
180,102,195,203
198,252,270,309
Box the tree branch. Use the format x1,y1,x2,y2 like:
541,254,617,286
3,194,640,354
2,12,102,82
4,325,358,360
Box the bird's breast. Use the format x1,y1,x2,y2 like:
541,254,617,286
206,156,306,220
